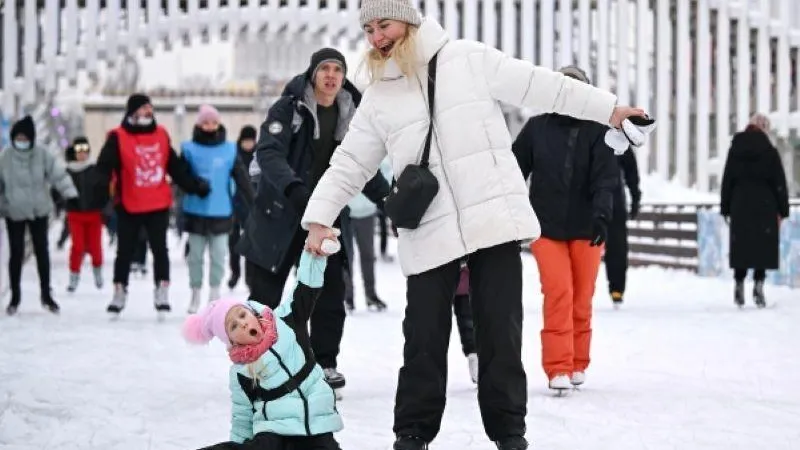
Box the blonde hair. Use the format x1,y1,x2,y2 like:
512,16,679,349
359,25,420,84
748,113,771,133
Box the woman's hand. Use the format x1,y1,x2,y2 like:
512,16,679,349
305,223,339,256
610,106,647,128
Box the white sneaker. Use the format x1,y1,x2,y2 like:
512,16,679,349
209,286,221,303
467,353,479,384
570,371,585,386
549,374,571,390
188,288,201,314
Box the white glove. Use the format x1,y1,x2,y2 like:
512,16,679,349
604,116,657,155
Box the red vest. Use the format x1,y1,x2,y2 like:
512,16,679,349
114,125,173,214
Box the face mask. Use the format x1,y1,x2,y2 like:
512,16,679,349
14,140,31,150
129,116,153,127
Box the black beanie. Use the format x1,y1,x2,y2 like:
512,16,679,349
10,115,36,144
238,125,257,142
125,93,152,117
306,48,347,83
72,136,89,146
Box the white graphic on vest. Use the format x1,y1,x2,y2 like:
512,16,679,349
134,143,165,187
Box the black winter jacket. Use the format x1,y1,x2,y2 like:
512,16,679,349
65,161,109,212
512,113,619,241
236,73,391,273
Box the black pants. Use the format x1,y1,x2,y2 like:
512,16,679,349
394,241,526,442
246,230,347,369
453,294,476,356
229,220,242,279
605,201,629,294
113,208,169,286
734,268,766,282
377,212,389,256
200,432,341,450
6,217,51,302
132,229,148,266
57,216,70,248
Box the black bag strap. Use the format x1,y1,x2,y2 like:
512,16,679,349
420,52,439,169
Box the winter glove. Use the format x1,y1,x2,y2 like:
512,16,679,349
286,183,311,215
590,218,608,247
629,191,641,219
195,179,211,198
604,115,657,155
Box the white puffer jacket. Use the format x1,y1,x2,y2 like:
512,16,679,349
302,18,617,276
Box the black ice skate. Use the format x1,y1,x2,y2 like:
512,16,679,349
495,436,529,450
344,296,354,314
6,292,20,316
41,291,60,314
734,281,745,308
366,293,387,312
753,280,766,308
227,272,240,289
393,436,428,450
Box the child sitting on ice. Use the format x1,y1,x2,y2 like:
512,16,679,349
183,239,344,450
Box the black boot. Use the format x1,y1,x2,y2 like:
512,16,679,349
495,436,529,450
6,290,21,316
734,281,744,308
41,291,60,314
366,293,387,311
227,271,240,289
393,436,428,450
753,280,766,308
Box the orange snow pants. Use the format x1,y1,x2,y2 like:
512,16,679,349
531,238,602,380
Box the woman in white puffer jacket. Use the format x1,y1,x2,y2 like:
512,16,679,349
301,1,646,449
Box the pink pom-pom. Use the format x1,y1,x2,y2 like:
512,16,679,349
182,314,211,344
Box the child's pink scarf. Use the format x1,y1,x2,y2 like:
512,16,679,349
228,312,278,365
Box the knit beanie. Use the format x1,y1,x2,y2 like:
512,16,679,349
238,125,257,142
182,297,246,348
306,48,348,84
125,93,152,117
196,104,221,125
10,115,36,143
359,0,422,27
558,65,591,85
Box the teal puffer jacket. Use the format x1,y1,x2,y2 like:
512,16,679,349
229,251,343,443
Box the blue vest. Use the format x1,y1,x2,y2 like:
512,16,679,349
181,140,237,218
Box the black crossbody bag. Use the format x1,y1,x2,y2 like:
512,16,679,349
383,52,441,230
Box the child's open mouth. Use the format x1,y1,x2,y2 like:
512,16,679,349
249,328,258,337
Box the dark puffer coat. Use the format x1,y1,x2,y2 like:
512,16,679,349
721,127,790,269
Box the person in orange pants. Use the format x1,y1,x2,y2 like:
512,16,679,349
512,66,620,392
65,137,109,292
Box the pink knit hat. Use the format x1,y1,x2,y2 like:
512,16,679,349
196,104,221,125
182,297,245,348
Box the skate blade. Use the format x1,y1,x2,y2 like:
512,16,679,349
157,311,167,322
334,388,343,401
367,304,387,312
109,312,121,321
551,388,571,397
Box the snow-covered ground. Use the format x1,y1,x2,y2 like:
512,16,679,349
1,229,799,450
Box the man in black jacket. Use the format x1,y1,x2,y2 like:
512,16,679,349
604,148,641,307
236,48,390,393
512,65,619,392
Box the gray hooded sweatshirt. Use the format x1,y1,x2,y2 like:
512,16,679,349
0,145,78,221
